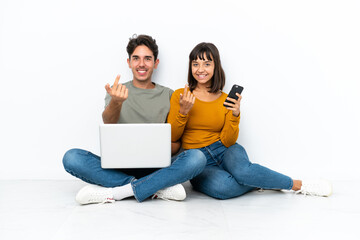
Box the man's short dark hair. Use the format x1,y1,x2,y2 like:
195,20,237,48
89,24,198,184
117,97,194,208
187,42,225,93
126,34,159,61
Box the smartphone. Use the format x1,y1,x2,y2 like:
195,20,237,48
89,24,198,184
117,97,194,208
223,84,244,107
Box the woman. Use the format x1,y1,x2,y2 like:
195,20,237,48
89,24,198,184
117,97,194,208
167,42,332,199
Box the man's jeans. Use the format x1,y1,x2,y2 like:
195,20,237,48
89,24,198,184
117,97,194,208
63,148,206,202
190,141,294,199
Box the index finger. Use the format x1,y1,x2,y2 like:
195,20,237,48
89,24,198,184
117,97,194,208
105,83,111,94
226,97,237,104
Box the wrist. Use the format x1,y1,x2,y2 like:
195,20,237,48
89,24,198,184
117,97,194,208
109,99,123,109
179,109,188,115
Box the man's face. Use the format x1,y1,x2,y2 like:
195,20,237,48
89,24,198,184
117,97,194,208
127,45,159,83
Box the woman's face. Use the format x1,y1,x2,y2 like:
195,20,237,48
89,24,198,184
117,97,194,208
191,55,215,86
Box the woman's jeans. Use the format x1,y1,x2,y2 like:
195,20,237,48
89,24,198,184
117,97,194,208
190,141,293,200
63,148,207,202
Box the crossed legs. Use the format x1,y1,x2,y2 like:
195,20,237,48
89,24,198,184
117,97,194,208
191,143,294,199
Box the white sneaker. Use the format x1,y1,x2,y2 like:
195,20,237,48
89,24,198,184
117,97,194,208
75,184,115,205
296,179,333,197
152,184,186,201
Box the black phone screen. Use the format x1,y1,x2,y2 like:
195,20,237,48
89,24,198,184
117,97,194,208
223,84,244,107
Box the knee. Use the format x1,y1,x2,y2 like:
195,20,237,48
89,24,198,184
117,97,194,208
223,144,250,166
62,148,82,171
226,143,246,157
212,186,254,200
177,149,206,178
191,177,242,200
185,149,207,168
212,187,238,200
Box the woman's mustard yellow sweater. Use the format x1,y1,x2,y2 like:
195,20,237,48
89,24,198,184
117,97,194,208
167,88,240,149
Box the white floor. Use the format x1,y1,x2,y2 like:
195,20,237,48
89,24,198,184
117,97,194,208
0,179,359,240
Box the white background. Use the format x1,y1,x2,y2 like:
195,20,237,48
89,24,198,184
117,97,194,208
0,0,359,180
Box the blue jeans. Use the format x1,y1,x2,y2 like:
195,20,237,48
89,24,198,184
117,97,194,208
63,148,207,202
190,141,293,199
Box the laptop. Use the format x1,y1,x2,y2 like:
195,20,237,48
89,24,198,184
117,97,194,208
99,123,171,168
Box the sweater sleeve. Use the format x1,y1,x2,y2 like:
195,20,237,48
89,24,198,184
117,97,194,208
167,89,189,142
220,110,240,147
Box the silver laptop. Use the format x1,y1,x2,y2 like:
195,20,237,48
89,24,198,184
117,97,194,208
99,123,171,168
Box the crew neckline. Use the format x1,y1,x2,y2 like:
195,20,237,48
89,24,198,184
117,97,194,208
193,92,225,103
130,81,157,90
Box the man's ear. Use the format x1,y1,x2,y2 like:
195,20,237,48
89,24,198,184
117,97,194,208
154,59,159,69
127,58,131,68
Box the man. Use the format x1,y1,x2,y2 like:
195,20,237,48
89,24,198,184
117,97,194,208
63,34,207,204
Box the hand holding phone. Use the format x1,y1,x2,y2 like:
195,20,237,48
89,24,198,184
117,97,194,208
223,84,244,107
